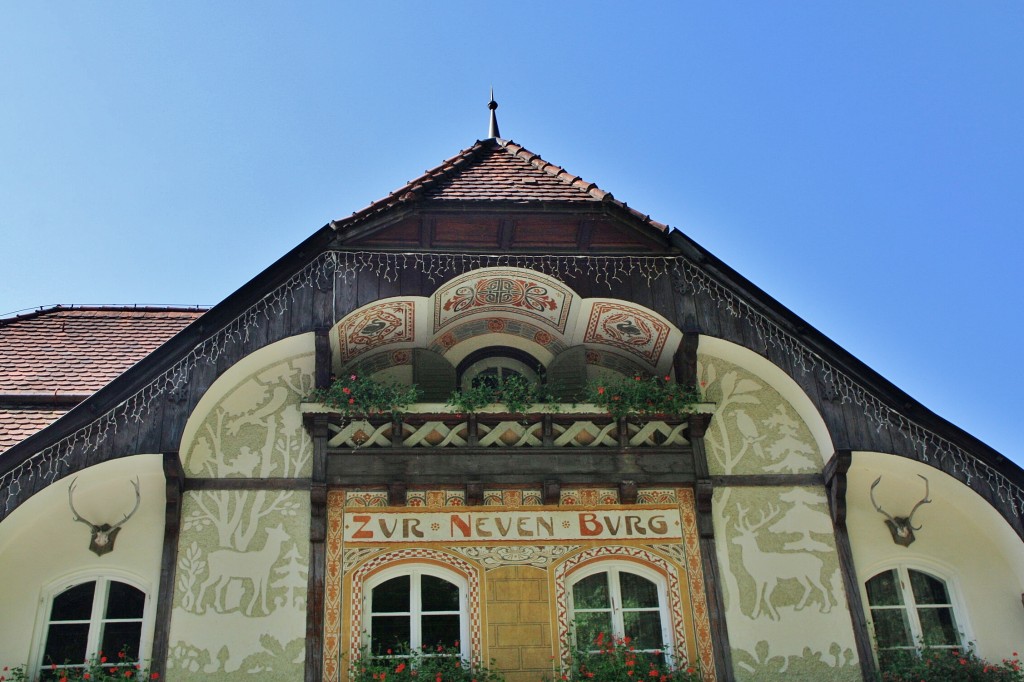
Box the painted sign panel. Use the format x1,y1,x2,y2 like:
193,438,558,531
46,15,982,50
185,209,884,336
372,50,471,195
343,508,682,543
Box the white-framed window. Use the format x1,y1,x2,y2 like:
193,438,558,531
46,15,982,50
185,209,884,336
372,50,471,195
865,566,963,651
567,563,673,657
34,575,151,674
363,565,469,659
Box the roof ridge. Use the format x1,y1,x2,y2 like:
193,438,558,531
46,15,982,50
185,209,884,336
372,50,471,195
497,139,669,232
331,137,670,234
1,305,209,325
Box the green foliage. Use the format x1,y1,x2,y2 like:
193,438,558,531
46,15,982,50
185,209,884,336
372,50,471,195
560,632,701,682
586,374,702,420
311,374,422,418
879,645,1024,681
446,374,554,415
2,647,158,682
348,644,504,682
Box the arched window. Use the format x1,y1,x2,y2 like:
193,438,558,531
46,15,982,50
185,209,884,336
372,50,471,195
364,566,469,658
457,346,542,391
36,577,149,673
568,564,672,656
865,567,962,651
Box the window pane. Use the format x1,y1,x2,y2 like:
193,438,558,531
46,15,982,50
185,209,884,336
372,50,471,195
422,575,459,612
573,574,610,610
51,582,96,621
866,570,903,607
918,607,959,646
372,576,411,614
371,615,410,653
573,611,613,651
620,572,659,609
871,608,913,649
105,582,146,619
422,614,461,650
909,571,951,606
623,611,664,650
100,621,142,659
42,623,90,666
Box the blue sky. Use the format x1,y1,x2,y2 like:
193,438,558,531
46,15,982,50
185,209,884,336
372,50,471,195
1,3,1021,462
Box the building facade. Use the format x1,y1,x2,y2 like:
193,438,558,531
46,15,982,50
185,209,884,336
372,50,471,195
2,125,1023,681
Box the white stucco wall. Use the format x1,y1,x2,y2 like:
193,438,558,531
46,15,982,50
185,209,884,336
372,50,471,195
848,451,1024,662
0,454,165,670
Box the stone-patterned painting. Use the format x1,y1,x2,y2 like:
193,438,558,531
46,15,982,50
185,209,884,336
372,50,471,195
583,302,670,365
337,300,415,362
714,487,859,681
183,355,314,479
698,355,819,476
167,490,310,679
433,269,573,333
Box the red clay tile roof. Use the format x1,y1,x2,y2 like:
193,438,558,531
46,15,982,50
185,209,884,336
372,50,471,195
0,306,205,393
0,306,205,452
332,138,669,233
0,406,69,452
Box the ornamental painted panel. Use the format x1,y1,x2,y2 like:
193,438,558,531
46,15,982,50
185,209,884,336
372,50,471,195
337,300,415,362
433,269,573,333
713,486,859,681
182,355,314,479
168,490,310,680
697,355,820,476
582,301,670,366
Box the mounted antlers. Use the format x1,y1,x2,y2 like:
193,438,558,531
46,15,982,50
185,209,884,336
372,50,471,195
870,475,931,547
68,477,141,556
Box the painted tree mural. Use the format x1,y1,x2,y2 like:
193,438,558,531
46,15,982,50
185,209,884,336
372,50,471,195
169,355,314,679
699,355,859,681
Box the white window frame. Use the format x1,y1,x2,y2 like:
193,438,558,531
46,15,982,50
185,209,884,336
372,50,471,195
862,562,969,654
30,571,154,677
567,561,674,660
362,564,470,660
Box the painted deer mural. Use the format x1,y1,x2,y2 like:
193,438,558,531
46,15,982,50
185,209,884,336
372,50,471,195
196,523,289,615
732,504,833,620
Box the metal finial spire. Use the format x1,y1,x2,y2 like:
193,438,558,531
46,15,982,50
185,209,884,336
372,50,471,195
488,88,500,139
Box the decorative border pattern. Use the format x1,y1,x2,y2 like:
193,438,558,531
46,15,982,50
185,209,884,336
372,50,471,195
483,489,544,506
407,490,466,507
559,488,619,505
552,545,688,667
677,488,716,680
325,490,347,682
450,544,578,569
638,489,678,505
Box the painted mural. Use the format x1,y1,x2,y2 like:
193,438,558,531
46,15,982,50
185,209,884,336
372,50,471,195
583,302,671,366
433,269,573,333
167,491,310,679
169,355,315,678
337,300,415,362
698,355,819,476
182,355,315,479
698,355,858,679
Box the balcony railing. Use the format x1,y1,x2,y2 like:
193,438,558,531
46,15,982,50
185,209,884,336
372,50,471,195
301,403,714,449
